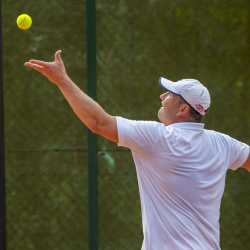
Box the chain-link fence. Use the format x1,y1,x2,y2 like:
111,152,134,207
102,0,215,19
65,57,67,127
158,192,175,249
2,0,250,249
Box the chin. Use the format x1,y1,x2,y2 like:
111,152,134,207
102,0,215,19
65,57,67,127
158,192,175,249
158,110,170,126
158,108,164,123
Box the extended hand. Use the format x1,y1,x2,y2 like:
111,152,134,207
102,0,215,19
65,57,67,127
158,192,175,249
25,50,69,85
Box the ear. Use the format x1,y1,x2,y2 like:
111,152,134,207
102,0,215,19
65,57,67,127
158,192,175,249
177,104,190,117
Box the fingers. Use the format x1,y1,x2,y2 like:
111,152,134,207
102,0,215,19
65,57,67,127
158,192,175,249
26,59,48,67
25,50,62,67
25,50,62,75
24,62,45,74
55,50,62,62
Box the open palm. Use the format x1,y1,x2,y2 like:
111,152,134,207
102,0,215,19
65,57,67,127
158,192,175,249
25,50,68,85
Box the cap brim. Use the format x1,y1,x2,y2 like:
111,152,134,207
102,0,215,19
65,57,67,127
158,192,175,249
159,77,178,95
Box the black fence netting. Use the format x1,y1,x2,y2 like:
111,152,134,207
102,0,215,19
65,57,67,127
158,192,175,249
2,0,250,249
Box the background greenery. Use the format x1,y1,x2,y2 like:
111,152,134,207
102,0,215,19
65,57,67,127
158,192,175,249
2,0,249,249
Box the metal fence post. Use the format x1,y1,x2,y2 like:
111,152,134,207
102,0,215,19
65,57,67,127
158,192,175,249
0,2,6,250
86,0,98,249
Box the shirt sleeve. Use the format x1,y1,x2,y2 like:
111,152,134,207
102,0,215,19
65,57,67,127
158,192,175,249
226,136,249,170
116,116,163,154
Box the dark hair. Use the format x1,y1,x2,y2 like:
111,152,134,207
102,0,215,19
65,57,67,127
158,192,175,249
178,97,209,123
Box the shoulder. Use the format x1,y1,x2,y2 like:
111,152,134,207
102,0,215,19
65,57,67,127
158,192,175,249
116,116,164,132
116,117,168,152
204,129,244,145
204,129,249,170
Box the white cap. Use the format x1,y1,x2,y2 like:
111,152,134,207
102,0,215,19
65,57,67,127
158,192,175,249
159,77,211,115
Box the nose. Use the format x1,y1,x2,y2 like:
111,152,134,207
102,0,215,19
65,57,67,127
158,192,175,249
160,92,169,101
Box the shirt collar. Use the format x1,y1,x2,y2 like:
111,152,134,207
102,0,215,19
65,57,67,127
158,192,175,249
167,122,205,130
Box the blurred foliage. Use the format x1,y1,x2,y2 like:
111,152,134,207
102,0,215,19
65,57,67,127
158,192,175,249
1,0,249,249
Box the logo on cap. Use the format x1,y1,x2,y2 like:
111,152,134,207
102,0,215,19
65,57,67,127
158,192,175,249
195,104,204,113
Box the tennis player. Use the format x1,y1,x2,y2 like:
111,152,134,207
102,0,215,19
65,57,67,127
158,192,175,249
25,51,250,250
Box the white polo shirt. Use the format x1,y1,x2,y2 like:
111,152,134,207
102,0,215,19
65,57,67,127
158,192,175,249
116,117,249,250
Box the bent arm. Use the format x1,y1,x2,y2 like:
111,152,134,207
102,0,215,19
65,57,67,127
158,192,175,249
57,77,118,142
242,147,250,172
25,51,118,143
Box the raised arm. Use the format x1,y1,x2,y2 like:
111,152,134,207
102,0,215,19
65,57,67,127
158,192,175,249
25,50,118,143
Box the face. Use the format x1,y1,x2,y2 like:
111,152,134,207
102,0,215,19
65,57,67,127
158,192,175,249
158,92,183,126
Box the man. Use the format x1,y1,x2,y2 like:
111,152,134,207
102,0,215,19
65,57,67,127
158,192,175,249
25,51,250,250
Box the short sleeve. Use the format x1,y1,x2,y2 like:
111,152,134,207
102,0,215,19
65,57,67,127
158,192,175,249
116,116,163,153
227,136,249,170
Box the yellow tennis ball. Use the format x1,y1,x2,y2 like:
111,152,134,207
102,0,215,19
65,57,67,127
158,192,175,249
17,14,32,30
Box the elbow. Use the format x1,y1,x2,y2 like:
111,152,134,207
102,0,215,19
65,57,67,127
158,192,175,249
88,120,102,134
88,124,98,134
89,125,99,134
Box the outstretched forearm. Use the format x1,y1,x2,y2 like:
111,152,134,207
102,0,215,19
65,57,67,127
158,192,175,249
25,51,118,142
57,76,108,131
